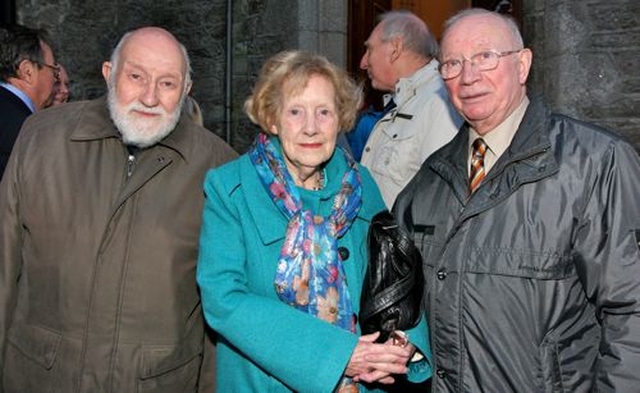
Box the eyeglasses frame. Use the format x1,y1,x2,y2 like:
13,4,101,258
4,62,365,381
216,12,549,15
438,49,522,80
34,60,61,80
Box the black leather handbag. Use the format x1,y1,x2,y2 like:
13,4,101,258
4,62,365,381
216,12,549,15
359,210,424,342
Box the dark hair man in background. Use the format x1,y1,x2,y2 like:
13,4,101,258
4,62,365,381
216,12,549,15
0,24,58,179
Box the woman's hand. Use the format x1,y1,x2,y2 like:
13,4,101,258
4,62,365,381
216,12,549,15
345,332,415,384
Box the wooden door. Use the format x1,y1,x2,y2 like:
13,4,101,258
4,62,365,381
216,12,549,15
392,0,471,40
348,0,392,110
348,0,470,110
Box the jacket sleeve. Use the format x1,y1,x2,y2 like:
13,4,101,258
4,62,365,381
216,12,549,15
574,140,640,390
404,315,433,382
196,168,359,393
0,136,24,390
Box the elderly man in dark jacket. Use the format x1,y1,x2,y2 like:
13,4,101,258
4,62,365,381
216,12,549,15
394,8,640,392
0,27,237,392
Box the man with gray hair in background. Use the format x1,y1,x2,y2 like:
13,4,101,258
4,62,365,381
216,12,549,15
0,26,236,392
359,10,463,209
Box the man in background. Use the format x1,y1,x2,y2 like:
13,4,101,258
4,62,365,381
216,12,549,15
359,10,462,208
0,26,236,392
0,24,58,179
395,8,640,391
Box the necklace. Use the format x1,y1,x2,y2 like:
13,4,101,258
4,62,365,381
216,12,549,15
312,169,325,191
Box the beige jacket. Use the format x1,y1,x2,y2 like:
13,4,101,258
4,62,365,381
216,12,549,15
361,60,462,208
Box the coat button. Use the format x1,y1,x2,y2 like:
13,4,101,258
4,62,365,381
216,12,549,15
436,368,446,379
338,247,350,261
437,268,447,280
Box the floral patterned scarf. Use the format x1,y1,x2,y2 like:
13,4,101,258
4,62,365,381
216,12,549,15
249,132,362,334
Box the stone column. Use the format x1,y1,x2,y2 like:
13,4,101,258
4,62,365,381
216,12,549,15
523,0,640,148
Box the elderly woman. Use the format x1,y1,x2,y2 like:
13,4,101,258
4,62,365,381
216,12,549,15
197,50,431,392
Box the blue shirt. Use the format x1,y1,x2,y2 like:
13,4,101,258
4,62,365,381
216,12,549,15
0,83,36,113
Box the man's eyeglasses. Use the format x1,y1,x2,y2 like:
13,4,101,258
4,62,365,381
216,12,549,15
438,50,522,80
35,61,61,80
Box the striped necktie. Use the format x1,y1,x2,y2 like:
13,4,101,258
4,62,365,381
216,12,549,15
469,138,488,193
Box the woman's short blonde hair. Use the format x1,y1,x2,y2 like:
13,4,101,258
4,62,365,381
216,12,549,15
244,50,363,133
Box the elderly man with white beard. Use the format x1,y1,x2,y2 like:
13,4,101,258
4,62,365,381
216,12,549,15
0,27,237,392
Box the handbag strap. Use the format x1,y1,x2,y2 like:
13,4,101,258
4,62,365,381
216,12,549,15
359,271,418,319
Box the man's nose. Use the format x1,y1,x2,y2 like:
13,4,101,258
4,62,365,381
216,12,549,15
359,53,369,70
140,83,160,107
460,60,482,84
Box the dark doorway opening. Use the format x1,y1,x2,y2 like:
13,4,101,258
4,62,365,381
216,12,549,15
1,0,16,24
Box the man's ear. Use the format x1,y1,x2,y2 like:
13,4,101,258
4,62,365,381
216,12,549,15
101,61,112,83
16,59,36,83
517,48,533,84
389,37,403,62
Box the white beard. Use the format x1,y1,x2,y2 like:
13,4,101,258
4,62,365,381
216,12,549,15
107,82,184,148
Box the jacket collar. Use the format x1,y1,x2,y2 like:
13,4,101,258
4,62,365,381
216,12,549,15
394,59,440,106
428,95,560,206
69,96,194,161
1,83,35,113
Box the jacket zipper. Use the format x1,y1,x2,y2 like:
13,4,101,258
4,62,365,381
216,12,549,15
126,154,135,178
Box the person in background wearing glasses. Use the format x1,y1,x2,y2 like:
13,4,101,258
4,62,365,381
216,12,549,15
358,10,463,209
394,8,640,392
0,24,58,179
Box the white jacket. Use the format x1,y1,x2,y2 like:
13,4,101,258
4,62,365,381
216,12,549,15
361,60,462,208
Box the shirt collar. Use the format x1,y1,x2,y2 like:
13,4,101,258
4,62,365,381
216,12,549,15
1,82,36,113
468,96,530,173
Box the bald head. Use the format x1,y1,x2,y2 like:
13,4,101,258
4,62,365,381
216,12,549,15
439,8,532,135
102,27,193,148
109,27,192,88
441,8,523,55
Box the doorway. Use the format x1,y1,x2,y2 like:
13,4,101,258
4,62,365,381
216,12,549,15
348,0,521,109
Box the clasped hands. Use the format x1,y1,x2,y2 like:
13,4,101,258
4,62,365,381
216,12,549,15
345,331,416,384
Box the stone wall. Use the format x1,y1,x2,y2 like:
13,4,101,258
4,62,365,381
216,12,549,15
17,0,347,153
523,0,640,147
229,0,348,152
15,0,640,152
18,0,229,139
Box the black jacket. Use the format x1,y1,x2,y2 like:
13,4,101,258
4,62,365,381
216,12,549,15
395,96,640,392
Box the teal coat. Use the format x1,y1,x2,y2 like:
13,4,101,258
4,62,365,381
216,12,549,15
197,143,432,392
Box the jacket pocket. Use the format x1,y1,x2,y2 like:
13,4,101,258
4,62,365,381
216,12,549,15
466,246,574,280
370,131,417,184
3,324,63,392
6,323,62,369
413,225,440,268
138,336,203,393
